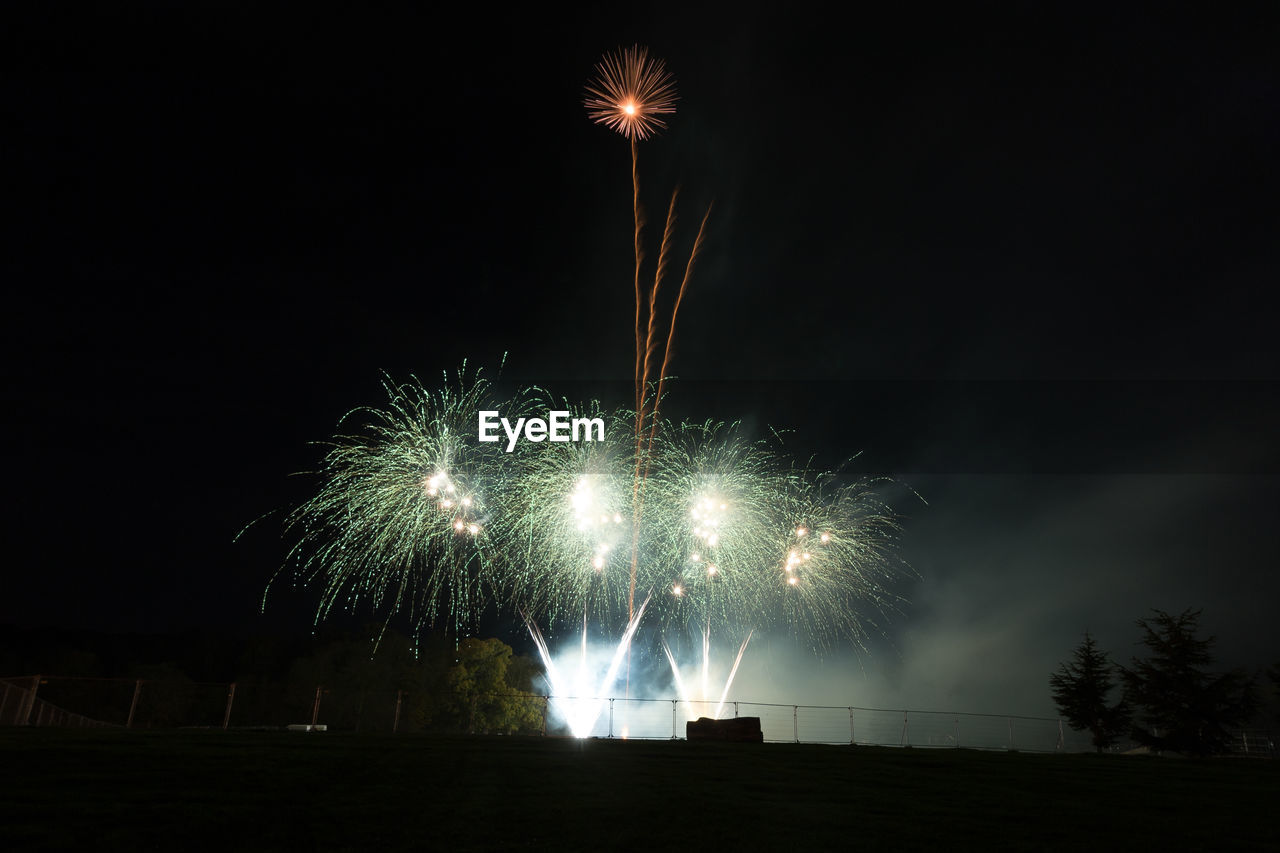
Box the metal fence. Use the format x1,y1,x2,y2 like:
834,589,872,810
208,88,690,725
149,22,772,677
0,678,116,729
543,696,1092,752
2,675,1271,756
0,676,235,729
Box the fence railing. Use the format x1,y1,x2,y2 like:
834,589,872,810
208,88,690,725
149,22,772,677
2,675,1271,756
545,696,1091,752
0,678,117,728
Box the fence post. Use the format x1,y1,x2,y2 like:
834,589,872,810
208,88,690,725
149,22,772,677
222,682,237,730
672,699,678,739
734,701,739,719
609,698,615,738
311,686,323,727
541,696,549,736
901,710,908,746
849,708,855,745
21,675,41,726
1057,718,1064,752
793,706,799,743
126,680,143,729
392,690,403,734
1007,717,1013,750
954,718,959,748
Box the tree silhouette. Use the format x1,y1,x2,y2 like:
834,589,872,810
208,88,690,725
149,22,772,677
1119,608,1256,756
445,637,544,735
1050,632,1129,752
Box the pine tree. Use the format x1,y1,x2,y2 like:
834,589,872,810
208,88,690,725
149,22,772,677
1050,632,1129,752
1119,608,1257,756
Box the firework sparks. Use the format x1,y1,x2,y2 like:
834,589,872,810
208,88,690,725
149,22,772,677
271,379,913,649
527,594,652,738
644,420,790,636
268,366,537,635
584,45,678,141
489,402,635,627
662,628,754,721
768,471,914,650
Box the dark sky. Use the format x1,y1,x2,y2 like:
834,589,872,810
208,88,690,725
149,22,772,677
6,5,1278,715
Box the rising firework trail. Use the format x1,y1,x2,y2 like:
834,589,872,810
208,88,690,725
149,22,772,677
585,48,714,689
584,44,678,446
643,202,712,466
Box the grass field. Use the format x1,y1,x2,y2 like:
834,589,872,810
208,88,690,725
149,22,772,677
1,729,1275,851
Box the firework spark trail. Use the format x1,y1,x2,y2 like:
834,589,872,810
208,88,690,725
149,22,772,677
632,136,644,447
526,594,651,737
635,189,685,497
701,624,710,702
713,629,754,718
628,135,644,643
629,190,682,664
642,190,679,415
661,639,691,706
660,628,754,720
651,202,712,418
642,200,713,474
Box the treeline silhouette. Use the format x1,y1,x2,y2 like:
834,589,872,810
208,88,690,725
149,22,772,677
1051,608,1278,756
0,624,545,733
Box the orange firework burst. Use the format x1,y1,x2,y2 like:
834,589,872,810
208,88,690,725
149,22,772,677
584,45,678,141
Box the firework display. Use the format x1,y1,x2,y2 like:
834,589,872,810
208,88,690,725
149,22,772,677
264,47,913,731
277,374,908,648
271,368,911,735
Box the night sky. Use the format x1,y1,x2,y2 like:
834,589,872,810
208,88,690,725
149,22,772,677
7,6,1278,716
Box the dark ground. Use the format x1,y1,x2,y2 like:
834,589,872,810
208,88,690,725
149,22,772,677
1,729,1275,851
